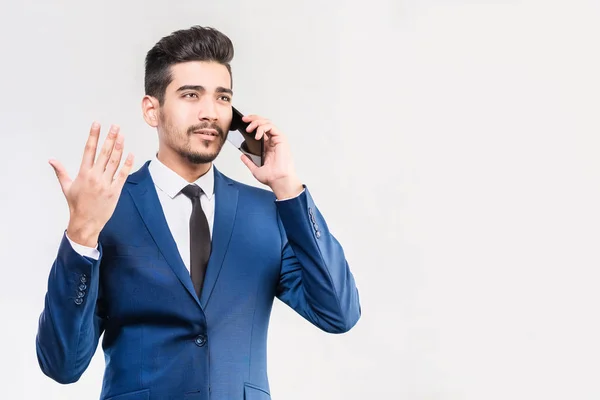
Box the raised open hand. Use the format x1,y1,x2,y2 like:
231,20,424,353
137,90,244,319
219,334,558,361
49,122,135,247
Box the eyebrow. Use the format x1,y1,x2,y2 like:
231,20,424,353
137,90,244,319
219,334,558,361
176,85,233,95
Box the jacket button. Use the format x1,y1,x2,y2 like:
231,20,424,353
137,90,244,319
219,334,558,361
74,298,83,305
195,335,207,347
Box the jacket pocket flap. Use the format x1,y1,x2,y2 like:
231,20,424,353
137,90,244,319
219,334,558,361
244,382,271,400
105,388,150,400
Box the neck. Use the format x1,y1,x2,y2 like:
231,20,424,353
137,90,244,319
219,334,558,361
156,148,212,183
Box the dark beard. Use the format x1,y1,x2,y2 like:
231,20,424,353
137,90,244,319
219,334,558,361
177,122,228,164
180,147,220,164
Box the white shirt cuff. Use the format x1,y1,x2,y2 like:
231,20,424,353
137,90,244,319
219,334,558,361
66,232,100,260
275,188,305,202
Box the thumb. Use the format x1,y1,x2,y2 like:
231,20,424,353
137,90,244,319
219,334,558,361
49,159,72,194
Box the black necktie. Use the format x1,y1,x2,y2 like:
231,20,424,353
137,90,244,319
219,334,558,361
181,184,211,298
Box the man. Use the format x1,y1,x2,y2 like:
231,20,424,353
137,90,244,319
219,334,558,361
36,26,361,400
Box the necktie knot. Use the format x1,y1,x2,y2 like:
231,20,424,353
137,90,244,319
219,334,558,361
181,184,203,200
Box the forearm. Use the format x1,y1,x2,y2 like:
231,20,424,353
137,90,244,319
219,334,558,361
276,188,361,333
36,232,104,384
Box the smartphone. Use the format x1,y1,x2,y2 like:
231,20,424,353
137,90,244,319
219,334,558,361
227,106,265,167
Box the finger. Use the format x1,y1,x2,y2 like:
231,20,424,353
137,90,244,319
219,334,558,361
246,118,270,133
257,124,284,142
80,121,101,172
49,159,72,195
262,133,281,149
111,153,135,189
104,133,124,182
265,129,285,146
263,134,271,147
240,153,259,174
241,114,262,123
94,125,120,172
255,123,274,141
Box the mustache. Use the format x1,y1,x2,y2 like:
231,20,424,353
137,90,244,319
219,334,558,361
187,122,225,137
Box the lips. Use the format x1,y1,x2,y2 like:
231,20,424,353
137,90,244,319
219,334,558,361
191,129,219,142
193,129,218,136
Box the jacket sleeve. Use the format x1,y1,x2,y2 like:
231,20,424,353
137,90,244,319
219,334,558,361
275,187,361,333
35,232,106,384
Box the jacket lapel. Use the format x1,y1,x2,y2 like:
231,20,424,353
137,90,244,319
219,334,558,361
125,161,202,308
200,167,238,308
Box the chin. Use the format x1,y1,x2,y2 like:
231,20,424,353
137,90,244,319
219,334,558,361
183,152,218,164
179,145,222,164
177,138,225,164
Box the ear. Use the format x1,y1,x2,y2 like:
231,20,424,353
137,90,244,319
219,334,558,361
142,95,160,127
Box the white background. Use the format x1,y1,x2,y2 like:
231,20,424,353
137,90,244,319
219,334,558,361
1,0,600,399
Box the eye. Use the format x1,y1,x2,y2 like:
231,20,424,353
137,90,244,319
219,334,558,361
219,95,231,102
183,92,198,99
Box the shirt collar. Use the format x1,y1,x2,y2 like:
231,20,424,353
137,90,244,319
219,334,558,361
148,155,215,200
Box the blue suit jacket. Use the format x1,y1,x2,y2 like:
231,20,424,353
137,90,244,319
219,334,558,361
36,161,361,400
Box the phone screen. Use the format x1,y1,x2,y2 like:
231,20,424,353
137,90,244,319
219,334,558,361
227,107,264,167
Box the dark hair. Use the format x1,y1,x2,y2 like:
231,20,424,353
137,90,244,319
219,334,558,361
144,26,234,105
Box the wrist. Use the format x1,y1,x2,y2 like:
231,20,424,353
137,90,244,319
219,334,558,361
270,176,303,200
67,218,100,248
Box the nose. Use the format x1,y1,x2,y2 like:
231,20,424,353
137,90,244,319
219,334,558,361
197,97,218,122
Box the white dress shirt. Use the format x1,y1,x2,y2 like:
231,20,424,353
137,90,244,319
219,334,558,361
68,156,215,272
